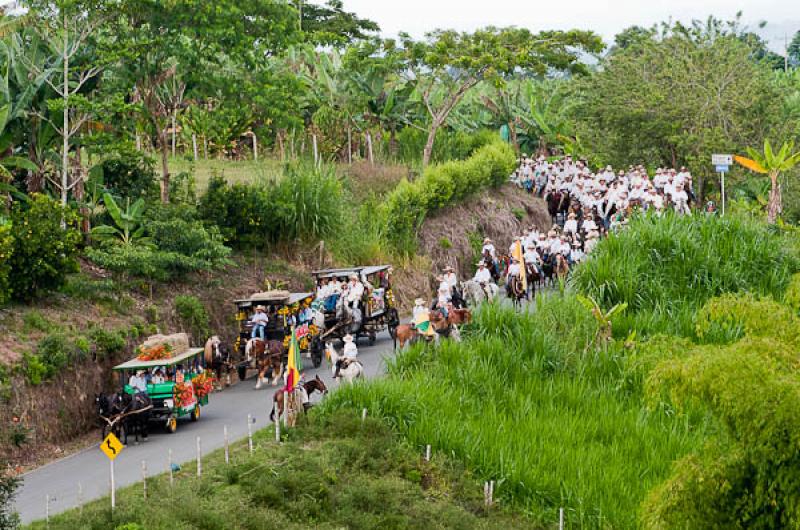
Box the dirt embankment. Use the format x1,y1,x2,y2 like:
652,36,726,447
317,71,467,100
413,184,550,288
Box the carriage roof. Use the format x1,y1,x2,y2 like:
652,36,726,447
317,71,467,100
113,347,205,372
233,292,314,307
312,265,391,279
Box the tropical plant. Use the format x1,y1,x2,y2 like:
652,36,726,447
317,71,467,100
576,294,627,344
91,193,149,246
736,139,800,223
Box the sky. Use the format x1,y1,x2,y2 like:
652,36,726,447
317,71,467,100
341,0,800,52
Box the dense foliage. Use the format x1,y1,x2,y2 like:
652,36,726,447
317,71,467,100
383,141,517,253
643,294,800,528
571,212,799,335
0,221,13,305
7,195,81,302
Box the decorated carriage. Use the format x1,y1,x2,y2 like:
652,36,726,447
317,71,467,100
311,265,399,345
112,337,212,434
233,290,322,380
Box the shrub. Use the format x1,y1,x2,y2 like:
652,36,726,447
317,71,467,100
393,128,499,164
22,311,49,332
36,333,75,377
88,327,127,358
0,220,12,305
21,353,47,385
0,452,19,529
8,195,81,301
99,147,157,199
695,293,800,346
383,141,516,254
643,334,800,528
174,295,210,342
87,215,231,282
198,176,289,248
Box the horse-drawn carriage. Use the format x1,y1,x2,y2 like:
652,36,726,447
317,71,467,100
312,265,399,345
110,345,211,436
233,291,323,382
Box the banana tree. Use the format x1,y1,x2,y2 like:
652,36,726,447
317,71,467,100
735,139,800,223
576,294,628,345
91,192,150,246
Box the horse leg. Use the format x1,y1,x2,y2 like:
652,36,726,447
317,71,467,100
271,362,283,386
255,364,265,390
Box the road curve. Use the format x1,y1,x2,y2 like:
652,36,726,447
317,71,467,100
14,332,396,524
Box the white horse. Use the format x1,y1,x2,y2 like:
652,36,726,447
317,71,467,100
325,342,364,384
461,280,499,306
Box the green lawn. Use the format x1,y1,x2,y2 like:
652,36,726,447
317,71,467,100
168,156,284,192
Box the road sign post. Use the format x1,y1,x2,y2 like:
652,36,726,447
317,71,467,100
99,432,123,511
712,154,733,216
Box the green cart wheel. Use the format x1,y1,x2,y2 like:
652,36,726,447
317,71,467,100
166,417,177,433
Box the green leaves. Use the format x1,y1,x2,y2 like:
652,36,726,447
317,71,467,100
91,193,149,246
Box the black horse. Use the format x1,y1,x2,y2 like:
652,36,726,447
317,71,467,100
96,392,125,441
118,392,152,445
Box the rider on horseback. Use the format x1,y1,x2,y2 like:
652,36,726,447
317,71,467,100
250,305,268,341
506,257,521,288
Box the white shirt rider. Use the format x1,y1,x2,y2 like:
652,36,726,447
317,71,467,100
481,242,496,259
343,339,358,360
473,265,492,283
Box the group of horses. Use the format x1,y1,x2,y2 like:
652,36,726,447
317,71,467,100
474,250,569,307
95,392,152,445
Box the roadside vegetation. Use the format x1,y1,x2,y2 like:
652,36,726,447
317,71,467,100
322,212,800,528
25,412,530,530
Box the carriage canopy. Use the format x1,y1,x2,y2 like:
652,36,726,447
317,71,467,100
112,348,205,372
312,265,391,280
233,291,314,309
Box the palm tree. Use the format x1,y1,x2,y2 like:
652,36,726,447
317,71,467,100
736,139,800,223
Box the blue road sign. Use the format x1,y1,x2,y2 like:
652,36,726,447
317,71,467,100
715,164,729,173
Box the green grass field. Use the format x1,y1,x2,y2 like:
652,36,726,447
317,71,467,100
168,156,284,192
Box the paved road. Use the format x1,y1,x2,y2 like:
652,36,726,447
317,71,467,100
15,332,396,524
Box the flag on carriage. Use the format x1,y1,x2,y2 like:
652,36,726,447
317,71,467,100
285,327,303,392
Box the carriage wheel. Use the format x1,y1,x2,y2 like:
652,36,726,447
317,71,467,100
191,406,200,422
166,417,177,433
237,365,247,382
368,331,376,345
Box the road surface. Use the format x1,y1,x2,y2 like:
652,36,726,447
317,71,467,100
15,332,396,524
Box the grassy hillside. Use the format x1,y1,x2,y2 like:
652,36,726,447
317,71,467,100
26,412,531,530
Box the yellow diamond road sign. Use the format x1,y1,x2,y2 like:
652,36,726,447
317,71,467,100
100,432,124,461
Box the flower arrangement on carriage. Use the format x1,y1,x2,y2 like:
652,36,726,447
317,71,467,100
192,371,215,399
112,333,208,434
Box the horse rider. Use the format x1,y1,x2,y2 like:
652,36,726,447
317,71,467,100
336,334,359,375
506,257,521,289
473,261,492,284
345,273,364,309
250,305,269,341
412,301,436,340
433,283,451,318
481,238,496,259
443,265,465,307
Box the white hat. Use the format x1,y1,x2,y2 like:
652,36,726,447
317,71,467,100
414,298,425,305
349,273,358,280
255,305,266,311
443,265,454,272
343,334,353,342
477,261,486,267
483,238,492,244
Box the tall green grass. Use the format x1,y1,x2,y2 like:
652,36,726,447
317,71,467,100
321,300,711,528
571,212,800,336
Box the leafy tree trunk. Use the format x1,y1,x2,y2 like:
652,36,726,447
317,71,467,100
422,120,440,167
157,130,170,203
767,172,781,224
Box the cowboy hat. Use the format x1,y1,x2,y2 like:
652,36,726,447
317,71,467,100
476,261,486,267
349,273,358,280
136,369,145,376
414,298,425,305
443,265,455,272
255,305,266,311
343,334,353,342
483,238,492,244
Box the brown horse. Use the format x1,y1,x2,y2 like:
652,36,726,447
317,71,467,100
555,254,569,281
247,338,284,390
269,375,328,422
204,336,232,389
